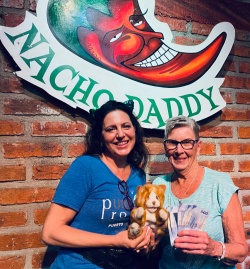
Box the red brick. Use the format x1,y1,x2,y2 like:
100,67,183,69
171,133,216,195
200,143,216,156
220,143,250,155
68,143,86,157
0,120,24,135
32,250,57,269
3,142,62,158
239,161,250,172
34,208,49,226
0,165,26,182
1,13,25,27
199,160,234,172
240,62,250,74
145,142,165,155
238,127,250,139
0,232,44,251
222,60,237,73
236,29,250,42
236,92,250,104
155,15,186,32
148,161,173,175
0,0,24,8
32,121,87,136
223,75,250,89
221,91,233,104
242,195,250,207
32,164,69,180
29,0,37,11
0,55,14,73
191,22,213,36
233,177,250,190
221,108,250,121
1,51,17,73
243,211,250,223
155,0,190,21
0,212,27,228
0,76,24,93
0,187,55,205
155,0,231,26
4,98,61,115
0,255,25,269
199,125,233,138
174,36,203,45
232,44,250,58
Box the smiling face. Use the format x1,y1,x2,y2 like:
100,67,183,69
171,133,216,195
48,0,227,87
77,0,163,71
76,0,226,87
164,126,201,174
101,110,136,160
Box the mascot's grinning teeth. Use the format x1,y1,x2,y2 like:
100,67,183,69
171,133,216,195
134,43,178,67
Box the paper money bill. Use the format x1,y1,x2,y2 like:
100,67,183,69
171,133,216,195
168,202,209,245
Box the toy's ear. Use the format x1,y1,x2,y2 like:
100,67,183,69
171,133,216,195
135,185,146,206
136,186,146,198
136,185,144,193
158,184,166,192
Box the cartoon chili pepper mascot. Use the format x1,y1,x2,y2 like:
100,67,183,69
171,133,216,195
48,0,226,87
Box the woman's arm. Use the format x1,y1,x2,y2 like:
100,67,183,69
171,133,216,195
220,192,248,264
174,193,248,264
41,203,151,251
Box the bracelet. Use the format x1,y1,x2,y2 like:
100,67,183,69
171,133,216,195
216,241,226,261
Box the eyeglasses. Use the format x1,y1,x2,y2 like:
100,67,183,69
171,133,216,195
164,139,199,150
118,180,134,211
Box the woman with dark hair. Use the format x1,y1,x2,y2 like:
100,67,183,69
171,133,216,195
85,100,147,169
42,100,151,269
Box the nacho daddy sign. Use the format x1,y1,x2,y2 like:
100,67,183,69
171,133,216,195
0,0,235,129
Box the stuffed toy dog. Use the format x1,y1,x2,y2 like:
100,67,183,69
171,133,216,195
128,184,169,239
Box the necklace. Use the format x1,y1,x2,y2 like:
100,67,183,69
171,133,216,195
172,167,198,201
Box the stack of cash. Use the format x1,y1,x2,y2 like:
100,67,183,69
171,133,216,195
167,202,209,245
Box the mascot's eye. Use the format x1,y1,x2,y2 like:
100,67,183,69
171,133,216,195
110,32,122,43
132,20,143,27
156,196,159,199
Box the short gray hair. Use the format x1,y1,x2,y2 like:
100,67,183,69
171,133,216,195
164,116,200,140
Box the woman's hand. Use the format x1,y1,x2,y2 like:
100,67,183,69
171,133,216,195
114,226,152,252
173,230,219,256
145,230,162,252
174,193,248,264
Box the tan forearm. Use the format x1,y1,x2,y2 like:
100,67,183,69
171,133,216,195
42,224,117,248
221,243,248,265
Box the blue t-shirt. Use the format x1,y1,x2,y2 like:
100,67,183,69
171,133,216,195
154,167,238,269
50,155,146,269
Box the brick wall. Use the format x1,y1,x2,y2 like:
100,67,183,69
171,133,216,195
0,0,249,268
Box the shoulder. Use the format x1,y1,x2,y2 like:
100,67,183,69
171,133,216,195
64,156,102,176
204,167,234,185
153,173,172,185
203,167,238,197
71,155,101,166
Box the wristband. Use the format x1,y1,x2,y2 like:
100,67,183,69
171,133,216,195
216,241,226,261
